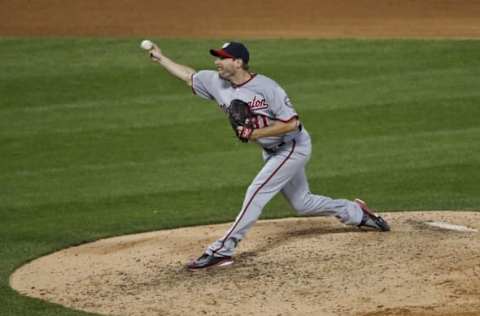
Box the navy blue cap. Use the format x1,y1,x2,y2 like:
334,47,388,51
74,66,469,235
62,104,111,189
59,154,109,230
210,42,250,64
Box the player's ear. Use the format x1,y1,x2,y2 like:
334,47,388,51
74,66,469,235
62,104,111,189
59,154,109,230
234,58,243,68
237,59,249,70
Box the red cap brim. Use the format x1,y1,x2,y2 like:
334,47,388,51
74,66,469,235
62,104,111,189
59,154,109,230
209,49,234,59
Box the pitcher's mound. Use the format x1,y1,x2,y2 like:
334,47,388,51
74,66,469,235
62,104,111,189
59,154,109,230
10,211,480,316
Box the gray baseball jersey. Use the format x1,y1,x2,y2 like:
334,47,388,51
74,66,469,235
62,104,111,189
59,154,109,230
191,70,364,257
192,70,302,148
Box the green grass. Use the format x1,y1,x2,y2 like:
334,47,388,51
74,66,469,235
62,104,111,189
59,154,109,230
1,38,479,315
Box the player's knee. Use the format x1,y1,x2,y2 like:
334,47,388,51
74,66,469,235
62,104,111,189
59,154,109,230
289,198,310,215
244,183,263,203
246,184,258,197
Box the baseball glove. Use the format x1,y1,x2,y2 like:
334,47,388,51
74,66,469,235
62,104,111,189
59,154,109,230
228,99,254,142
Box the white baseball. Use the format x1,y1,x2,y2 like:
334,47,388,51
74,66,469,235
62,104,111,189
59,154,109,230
140,40,154,50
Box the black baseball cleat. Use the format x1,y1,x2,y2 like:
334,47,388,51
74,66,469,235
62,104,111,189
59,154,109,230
187,253,234,270
355,198,391,232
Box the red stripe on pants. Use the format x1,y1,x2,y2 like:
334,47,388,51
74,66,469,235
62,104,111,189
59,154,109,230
213,141,296,254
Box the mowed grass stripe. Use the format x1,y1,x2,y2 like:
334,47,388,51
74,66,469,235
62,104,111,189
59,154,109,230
4,124,478,178
3,126,477,209
3,96,479,165
5,125,477,179
3,88,480,134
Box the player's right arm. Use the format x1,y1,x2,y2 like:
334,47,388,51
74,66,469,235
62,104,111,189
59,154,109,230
149,44,196,86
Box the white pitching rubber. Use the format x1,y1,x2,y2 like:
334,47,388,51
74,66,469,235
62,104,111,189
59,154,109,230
425,221,478,232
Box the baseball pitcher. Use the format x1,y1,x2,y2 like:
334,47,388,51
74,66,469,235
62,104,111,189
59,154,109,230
143,41,390,270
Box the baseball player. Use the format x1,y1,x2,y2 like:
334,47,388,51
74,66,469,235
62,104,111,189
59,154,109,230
145,41,390,270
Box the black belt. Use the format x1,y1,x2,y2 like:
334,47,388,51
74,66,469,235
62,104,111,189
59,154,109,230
263,142,286,154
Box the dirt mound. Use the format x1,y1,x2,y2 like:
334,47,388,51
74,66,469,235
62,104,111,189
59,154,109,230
10,211,480,316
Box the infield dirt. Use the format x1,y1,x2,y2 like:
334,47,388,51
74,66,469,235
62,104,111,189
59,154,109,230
2,0,480,38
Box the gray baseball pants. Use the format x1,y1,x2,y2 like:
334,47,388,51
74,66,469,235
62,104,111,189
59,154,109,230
207,131,364,257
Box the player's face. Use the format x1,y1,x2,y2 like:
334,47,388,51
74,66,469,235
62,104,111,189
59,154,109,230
214,57,241,79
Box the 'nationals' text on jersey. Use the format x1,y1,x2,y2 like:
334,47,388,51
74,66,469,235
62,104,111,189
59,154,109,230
192,70,301,148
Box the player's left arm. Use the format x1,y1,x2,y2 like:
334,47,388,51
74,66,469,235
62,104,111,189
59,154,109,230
247,118,299,140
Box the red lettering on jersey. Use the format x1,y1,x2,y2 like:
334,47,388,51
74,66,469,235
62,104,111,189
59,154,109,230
250,116,259,129
248,96,269,110
251,115,270,128
262,116,269,127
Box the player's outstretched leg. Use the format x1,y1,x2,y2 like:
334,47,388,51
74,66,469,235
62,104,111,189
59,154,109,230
281,168,363,224
282,169,390,231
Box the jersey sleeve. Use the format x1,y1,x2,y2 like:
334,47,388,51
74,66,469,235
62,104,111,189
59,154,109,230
191,70,217,100
268,85,298,122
